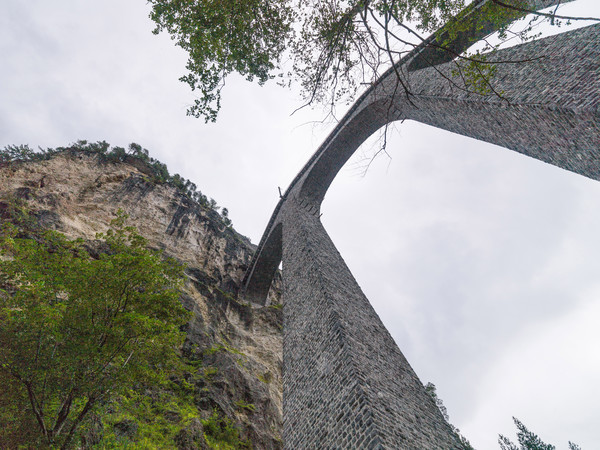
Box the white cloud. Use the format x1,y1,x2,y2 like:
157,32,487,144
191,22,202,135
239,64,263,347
463,291,600,449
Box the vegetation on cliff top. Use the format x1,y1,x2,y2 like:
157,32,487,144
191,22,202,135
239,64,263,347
0,141,233,227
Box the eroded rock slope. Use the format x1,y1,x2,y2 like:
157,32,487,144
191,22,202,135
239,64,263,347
0,149,282,448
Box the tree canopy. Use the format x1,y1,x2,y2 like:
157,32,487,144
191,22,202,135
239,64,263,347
0,208,190,448
147,0,594,122
499,417,582,450
424,384,584,450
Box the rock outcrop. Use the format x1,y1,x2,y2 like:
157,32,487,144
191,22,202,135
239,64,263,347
0,149,282,448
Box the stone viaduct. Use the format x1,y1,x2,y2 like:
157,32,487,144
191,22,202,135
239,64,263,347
242,0,600,448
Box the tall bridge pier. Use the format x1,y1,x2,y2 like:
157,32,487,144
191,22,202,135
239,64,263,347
280,199,467,448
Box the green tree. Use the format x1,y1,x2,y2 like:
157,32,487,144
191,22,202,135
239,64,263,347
499,417,582,450
147,0,597,122
0,144,36,162
148,0,295,122
0,210,190,449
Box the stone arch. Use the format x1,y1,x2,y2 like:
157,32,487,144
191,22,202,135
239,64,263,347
243,23,600,305
297,98,402,206
242,221,282,305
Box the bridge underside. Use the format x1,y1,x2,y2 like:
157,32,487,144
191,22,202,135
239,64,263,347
243,24,600,309
240,2,599,448
299,24,600,205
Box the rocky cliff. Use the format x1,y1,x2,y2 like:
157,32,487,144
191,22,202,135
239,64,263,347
0,147,282,448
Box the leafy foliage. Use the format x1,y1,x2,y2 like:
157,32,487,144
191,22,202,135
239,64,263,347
201,410,252,449
148,0,295,122
146,0,591,121
234,399,256,412
94,377,200,448
423,387,583,450
0,210,190,448
499,417,582,450
0,144,37,163
425,381,449,421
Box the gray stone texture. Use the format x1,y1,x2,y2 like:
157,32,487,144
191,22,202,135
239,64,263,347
243,12,600,450
244,24,600,305
408,0,576,71
299,24,600,205
403,24,600,183
281,200,466,449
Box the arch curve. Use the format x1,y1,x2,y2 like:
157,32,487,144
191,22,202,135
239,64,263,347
242,221,282,305
242,2,599,305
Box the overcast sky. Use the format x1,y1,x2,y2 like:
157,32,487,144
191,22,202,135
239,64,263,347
1,1,599,448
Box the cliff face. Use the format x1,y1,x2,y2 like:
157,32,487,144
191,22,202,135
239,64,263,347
0,150,282,448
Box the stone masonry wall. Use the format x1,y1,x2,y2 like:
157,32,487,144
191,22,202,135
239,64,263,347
403,24,600,181
281,199,467,449
244,25,600,305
